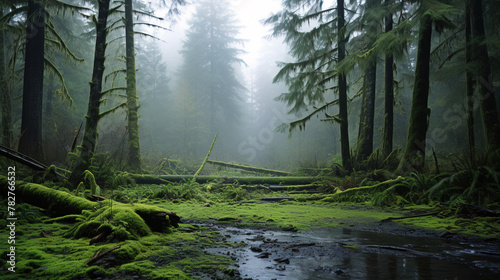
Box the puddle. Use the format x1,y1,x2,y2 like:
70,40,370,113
203,224,500,279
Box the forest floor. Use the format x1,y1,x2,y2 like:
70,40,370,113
1,180,500,279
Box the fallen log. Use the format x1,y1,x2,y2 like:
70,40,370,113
261,197,296,202
130,174,328,185
87,245,121,265
0,175,179,240
0,144,66,178
381,211,440,222
194,133,217,178
206,160,290,176
322,177,403,203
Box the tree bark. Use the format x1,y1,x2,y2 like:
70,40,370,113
469,0,500,153
125,0,142,172
355,63,376,161
69,0,111,185
354,0,378,162
465,4,475,159
382,2,394,158
0,11,13,148
18,0,46,160
398,14,432,172
337,0,352,172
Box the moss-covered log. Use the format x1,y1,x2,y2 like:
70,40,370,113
322,177,403,203
130,174,327,185
206,160,290,176
0,176,179,240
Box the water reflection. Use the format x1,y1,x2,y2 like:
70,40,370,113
206,226,500,279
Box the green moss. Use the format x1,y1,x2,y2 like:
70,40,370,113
162,201,397,230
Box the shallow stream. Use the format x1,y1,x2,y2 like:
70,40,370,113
204,224,500,279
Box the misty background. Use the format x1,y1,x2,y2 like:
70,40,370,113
3,0,494,170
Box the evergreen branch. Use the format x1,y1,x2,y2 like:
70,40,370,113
45,21,85,62
287,99,340,133
0,6,28,25
437,48,463,69
134,31,163,41
106,35,126,46
132,9,164,21
109,2,124,14
46,0,92,14
100,87,127,96
134,22,170,32
105,69,126,84
322,113,342,124
44,57,73,106
107,18,124,31
99,102,127,119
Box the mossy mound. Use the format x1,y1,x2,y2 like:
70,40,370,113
0,175,179,242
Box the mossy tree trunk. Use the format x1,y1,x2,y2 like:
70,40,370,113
355,64,376,161
337,0,352,172
18,0,45,160
382,1,394,158
468,0,500,153
69,0,112,186
464,4,475,159
0,9,13,148
354,0,379,162
125,0,142,172
397,14,432,172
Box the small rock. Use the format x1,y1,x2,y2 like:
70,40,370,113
274,257,290,264
256,252,271,258
334,269,344,275
250,246,263,252
282,226,298,232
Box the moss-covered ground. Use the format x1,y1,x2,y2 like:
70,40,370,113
2,172,499,279
0,203,236,279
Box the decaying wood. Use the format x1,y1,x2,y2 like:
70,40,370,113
381,211,440,222
206,159,290,176
457,203,500,218
0,144,66,179
194,133,217,178
41,230,53,238
130,174,327,185
89,232,107,245
261,197,296,202
87,245,121,265
91,194,108,201
0,175,180,239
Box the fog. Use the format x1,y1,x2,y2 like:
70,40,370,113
134,0,338,169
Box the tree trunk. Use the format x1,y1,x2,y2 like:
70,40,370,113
469,0,500,152
0,11,13,148
465,4,475,159
337,0,352,172
355,63,376,161
382,2,394,158
397,14,432,172
354,0,378,162
69,0,111,185
125,0,142,172
18,0,46,160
